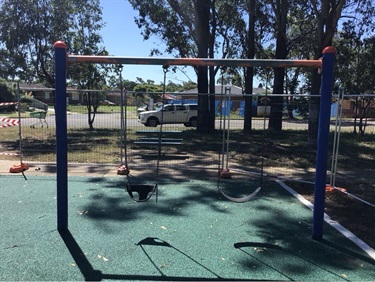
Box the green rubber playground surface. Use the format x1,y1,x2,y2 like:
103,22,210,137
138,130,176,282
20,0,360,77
1,175,374,281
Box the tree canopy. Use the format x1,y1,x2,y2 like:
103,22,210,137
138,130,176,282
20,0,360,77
0,0,374,134
0,0,106,88
0,80,15,103
126,0,374,139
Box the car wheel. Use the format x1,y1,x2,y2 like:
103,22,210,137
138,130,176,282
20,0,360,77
147,117,159,127
189,117,197,127
183,122,191,127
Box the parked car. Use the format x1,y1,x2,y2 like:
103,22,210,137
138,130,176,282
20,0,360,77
138,104,198,127
136,102,163,114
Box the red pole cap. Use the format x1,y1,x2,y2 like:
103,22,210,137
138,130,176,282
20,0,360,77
323,46,336,54
53,41,67,49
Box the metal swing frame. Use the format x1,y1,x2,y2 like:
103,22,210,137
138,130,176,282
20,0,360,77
54,41,336,242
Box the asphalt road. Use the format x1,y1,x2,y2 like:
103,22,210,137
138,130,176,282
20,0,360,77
19,112,303,130
19,112,374,132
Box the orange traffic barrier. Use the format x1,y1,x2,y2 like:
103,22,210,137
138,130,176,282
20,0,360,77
117,165,130,175
9,163,29,173
325,184,347,193
219,168,232,179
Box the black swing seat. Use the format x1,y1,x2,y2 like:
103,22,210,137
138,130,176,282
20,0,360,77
134,141,182,146
138,137,183,142
126,183,157,202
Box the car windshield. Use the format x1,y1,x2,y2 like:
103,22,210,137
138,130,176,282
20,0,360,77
156,104,164,111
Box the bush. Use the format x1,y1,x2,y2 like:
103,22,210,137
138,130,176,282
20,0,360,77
20,92,34,104
0,80,16,103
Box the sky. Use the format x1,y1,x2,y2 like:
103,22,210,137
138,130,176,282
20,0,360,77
99,0,197,85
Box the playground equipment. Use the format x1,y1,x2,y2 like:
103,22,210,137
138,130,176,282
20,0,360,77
216,70,263,203
125,68,169,202
53,41,335,242
115,64,165,202
117,65,130,176
216,68,275,203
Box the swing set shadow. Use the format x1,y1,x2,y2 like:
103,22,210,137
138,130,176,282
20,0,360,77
59,230,254,281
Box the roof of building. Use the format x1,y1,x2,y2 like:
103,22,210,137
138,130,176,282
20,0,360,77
181,85,265,95
19,83,77,91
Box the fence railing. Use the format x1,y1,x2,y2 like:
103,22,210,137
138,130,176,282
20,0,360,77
1,92,374,195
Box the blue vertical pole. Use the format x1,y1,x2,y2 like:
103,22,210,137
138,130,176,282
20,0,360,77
312,46,336,240
54,41,68,231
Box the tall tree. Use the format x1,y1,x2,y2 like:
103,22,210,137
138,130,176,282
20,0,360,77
334,1,375,95
307,0,345,146
335,30,375,135
307,0,374,145
207,0,216,131
214,0,268,133
0,79,15,103
0,0,106,87
66,0,111,129
77,63,109,130
128,0,268,132
195,0,210,132
244,0,256,132
0,0,109,129
268,0,288,131
127,0,214,131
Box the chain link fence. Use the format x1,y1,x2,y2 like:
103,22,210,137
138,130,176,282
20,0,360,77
1,91,374,197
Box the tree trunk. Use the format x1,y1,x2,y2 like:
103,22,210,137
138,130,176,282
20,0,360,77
195,0,210,133
268,0,288,132
244,67,253,132
243,0,255,133
308,0,344,146
308,69,321,146
87,103,94,130
208,66,216,131
207,0,216,132
269,67,284,131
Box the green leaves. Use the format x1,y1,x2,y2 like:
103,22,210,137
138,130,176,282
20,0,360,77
0,0,106,87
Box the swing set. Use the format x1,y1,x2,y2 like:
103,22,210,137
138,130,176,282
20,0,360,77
53,41,336,242
117,65,169,202
216,69,266,203
118,64,263,203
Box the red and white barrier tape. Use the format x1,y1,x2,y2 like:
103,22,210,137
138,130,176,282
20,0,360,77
0,152,19,156
0,117,20,128
0,102,18,106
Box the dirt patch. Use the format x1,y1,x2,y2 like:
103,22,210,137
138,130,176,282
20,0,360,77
286,181,375,250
